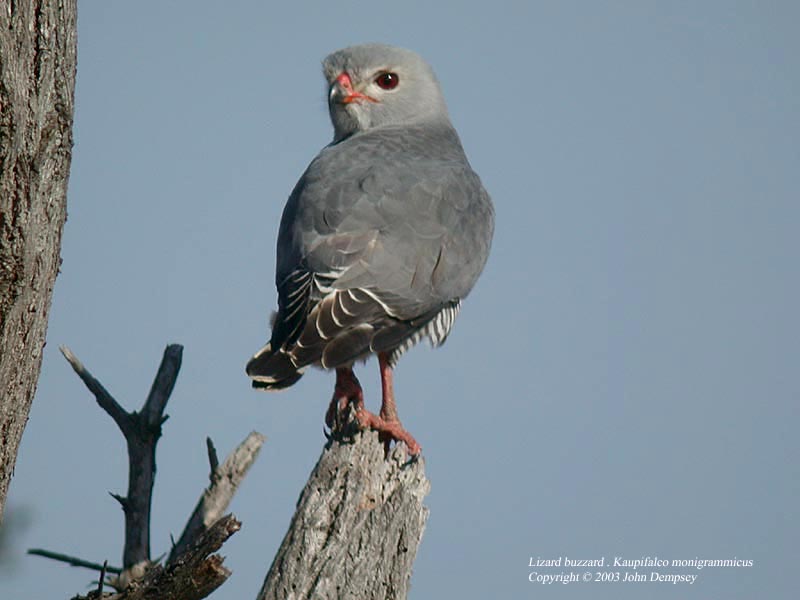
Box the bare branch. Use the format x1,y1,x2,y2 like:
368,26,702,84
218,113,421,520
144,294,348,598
112,515,241,600
142,344,182,426
59,345,129,431
168,432,266,564
27,548,122,574
206,437,219,479
61,344,183,570
116,346,181,569
98,560,109,595
53,339,429,599
110,492,129,511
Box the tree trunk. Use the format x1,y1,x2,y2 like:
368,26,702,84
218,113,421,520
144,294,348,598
258,431,430,600
0,0,77,522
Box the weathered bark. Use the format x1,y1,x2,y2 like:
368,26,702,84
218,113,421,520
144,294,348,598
121,514,242,600
258,431,430,600
168,432,266,564
68,515,242,600
0,0,77,522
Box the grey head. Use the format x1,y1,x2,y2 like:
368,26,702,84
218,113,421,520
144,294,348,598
323,43,450,142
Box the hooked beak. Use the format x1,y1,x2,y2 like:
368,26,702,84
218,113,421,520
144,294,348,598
330,72,378,105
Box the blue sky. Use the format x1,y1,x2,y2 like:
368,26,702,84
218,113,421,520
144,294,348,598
2,2,798,599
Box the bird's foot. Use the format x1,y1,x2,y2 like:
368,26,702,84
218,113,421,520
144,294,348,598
326,367,364,433
325,366,421,456
325,395,349,430
354,406,421,456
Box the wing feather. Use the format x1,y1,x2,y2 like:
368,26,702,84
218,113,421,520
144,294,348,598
252,123,494,379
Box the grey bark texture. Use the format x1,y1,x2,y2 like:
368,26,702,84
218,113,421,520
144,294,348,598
126,514,241,600
105,514,242,600
0,0,77,522
258,430,431,600
168,431,266,564
33,515,242,600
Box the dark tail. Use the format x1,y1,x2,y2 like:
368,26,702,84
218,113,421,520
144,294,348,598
246,343,305,390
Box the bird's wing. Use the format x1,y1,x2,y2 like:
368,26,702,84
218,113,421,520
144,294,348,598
269,130,493,369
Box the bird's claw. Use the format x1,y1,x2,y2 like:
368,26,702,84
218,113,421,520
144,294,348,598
354,406,421,457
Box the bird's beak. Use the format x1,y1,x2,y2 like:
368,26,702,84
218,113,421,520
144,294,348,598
330,72,378,105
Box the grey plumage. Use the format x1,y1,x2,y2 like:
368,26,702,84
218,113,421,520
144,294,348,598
247,44,494,390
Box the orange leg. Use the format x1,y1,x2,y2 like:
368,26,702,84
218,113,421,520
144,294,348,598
326,358,421,456
353,353,421,456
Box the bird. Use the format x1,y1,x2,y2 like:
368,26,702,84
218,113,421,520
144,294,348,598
246,43,494,455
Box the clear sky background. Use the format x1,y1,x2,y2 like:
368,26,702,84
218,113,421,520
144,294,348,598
1,1,798,599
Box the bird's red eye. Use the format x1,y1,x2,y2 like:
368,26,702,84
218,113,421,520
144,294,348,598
375,72,399,90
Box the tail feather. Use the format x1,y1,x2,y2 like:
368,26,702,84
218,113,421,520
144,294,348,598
246,343,305,390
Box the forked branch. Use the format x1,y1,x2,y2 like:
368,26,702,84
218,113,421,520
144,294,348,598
60,344,182,570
